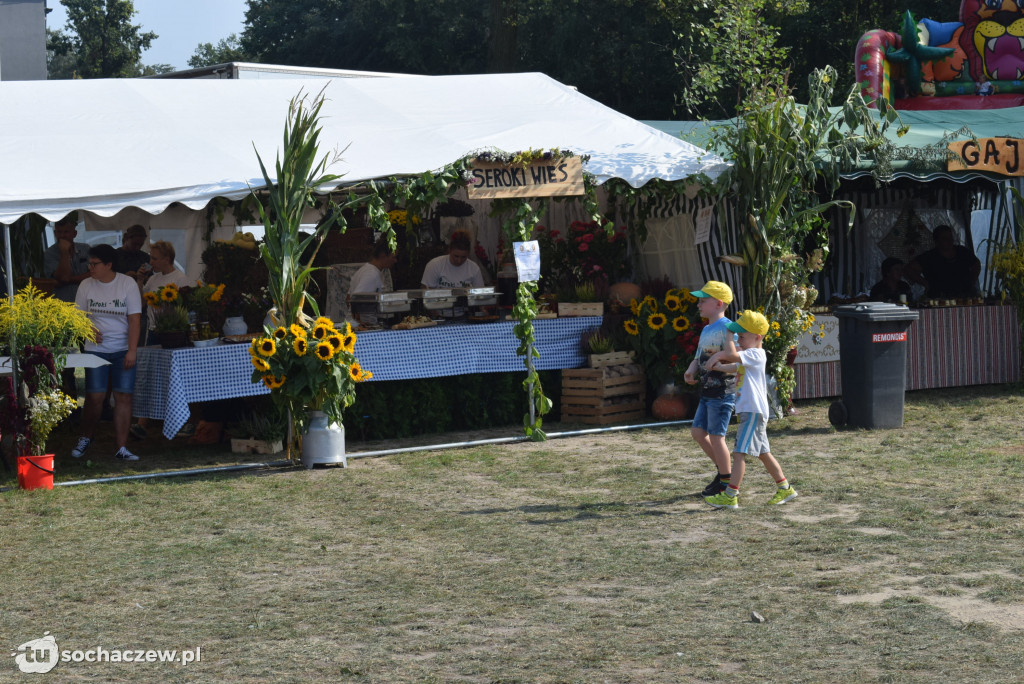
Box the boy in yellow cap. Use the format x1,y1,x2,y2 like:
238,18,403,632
683,280,738,497
702,310,798,509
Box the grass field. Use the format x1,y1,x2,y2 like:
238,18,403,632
2,385,1023,682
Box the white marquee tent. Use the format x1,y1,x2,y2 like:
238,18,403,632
0,72,729,280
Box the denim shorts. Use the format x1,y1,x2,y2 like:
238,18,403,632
84,350,137,394
692,394,736,436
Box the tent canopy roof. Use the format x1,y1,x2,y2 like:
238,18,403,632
0,73,729,224
647,107,1024,183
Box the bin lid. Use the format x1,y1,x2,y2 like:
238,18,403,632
832,301,920,322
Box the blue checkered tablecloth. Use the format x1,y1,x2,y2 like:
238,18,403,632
134,317,600,439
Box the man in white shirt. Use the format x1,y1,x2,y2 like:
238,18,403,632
420,230,484,289
72,244,143,462
349,238,397,294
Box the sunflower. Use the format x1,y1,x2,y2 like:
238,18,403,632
348,363,362,381
326,334,343,351
160,288,177,302
672,316,690,332
273,326,288,340
664,294,681,312
313,316,334,331
293,337,308,356
341,333,356,353
357,368,372,382
256,337,276,357
648,312,668,330
642,295,658,312
262,373,286,389
314,341,334,360
289,323,306,338
311,325,330,340
629,298,640,316
143,291,159,306
624,319,639,336
251,356,270,372
682,291,697,303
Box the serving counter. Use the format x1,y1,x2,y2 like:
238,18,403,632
793,305,1020,399
134,317,601,438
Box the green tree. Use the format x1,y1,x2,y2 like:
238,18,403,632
46,27,79,79
188,34,250,68
47,0,157,78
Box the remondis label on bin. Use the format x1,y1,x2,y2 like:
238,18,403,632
872,332,907,343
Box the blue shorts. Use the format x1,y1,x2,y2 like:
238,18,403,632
692,394,735,436
84,350,137,394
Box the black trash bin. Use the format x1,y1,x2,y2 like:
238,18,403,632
829,302,919,429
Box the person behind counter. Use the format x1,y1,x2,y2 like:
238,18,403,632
115,224,151,277
43,214,91,303
905,225,981,300
349,238,397,294
420,230,484,289
869,257,913,303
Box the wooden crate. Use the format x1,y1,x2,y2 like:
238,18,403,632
560,364,645,425
558,301,604,317
588,351,635,368
230,438,283,455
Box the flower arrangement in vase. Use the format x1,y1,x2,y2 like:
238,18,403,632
619,287,705,395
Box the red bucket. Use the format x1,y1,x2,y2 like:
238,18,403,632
17,454,55,491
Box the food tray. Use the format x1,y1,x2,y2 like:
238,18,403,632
391,318,438,330
221,334,258,344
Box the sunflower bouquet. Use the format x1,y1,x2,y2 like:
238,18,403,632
186,281,226,322
143,282,181,307
621,288,705,393
249,316,371,433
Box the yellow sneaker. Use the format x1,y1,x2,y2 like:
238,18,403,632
704,492,738,509
768,486,798,505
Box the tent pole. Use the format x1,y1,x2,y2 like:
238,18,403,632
3,222,17,393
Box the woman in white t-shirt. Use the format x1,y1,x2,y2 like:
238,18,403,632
141,241,192,331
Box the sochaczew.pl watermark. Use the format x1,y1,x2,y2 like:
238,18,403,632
11,633,201,674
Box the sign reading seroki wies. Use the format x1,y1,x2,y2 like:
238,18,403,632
872,332,907,343
947,138,1024,175
467,157,584,199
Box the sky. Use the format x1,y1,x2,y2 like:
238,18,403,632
46,0,249,71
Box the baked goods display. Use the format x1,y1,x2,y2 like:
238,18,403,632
391,315,438,330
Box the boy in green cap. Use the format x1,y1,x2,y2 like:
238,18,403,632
683,280,738,497
702,310,798,509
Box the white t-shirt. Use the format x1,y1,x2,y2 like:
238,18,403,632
734,347,770,416
348,262,385,294
420,255,484,289
76,273,143,353
144,269,193,330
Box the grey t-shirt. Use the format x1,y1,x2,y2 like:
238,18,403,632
43,242,91,302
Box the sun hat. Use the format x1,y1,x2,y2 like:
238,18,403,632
726,310,770,336
690,280,733,304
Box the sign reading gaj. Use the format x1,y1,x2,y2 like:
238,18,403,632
947,137,1024,176
467,157,584,199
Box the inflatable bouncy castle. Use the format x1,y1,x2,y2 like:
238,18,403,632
856,1,1024,109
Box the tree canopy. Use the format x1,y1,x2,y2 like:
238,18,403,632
47,0,157,78
188,34,250,69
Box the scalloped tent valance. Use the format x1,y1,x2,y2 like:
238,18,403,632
0,72,729,224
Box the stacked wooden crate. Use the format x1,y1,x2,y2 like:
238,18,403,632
560,358,645,425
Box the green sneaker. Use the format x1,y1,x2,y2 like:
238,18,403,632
704,492,738,509
768,486,798,505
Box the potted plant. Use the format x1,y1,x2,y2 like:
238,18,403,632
231,407,287,455
186,281,226,335
558,280,605,317
151,304,191,349
0,284,93,484
582,330,633,368
249,317,369,468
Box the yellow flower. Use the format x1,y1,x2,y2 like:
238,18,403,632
682,291,697,303
672,316,690,332
164,282,178,292
341,333,356,353
143,292,159,306
311,325,330,340
771,321,781,330
343,321,353,336
348,363,362,381
262,373,285,389
273,326,288,340
293,337,308,356
327,334,343,351
256,337,276,357
289,324,306,338
313,316,335,332
160,288,177,302
664,294,681,312
624,319,639,336
358,369,373,381
642,295,658,312
648,312,667,330
629,298,640,316
210,284,225,302
314,341,335,360
251,356,270,372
